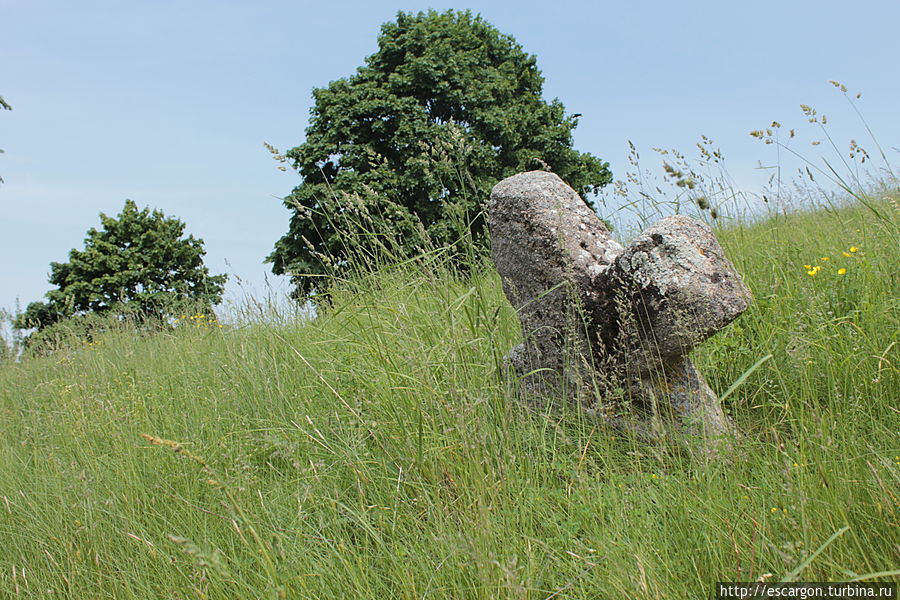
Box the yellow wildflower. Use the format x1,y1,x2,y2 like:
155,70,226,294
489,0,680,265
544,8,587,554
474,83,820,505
771,507,779,513
849,246,858,252
803,264,812,270
842,252,851,257
807,270,817,276
821,256,830,261
837,268,846,275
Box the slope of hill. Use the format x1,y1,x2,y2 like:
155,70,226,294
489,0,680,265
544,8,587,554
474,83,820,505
1,200,897,598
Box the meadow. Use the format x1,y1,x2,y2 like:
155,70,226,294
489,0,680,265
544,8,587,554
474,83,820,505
0,184,897,598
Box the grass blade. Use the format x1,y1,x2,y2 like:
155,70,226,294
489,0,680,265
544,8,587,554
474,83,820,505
781,526,850,582
719,354,772,402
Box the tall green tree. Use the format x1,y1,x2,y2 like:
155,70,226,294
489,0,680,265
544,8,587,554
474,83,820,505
268,9,612,296
15,200,227,332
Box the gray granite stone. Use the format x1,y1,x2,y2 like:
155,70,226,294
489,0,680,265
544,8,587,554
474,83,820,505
489,171,751,439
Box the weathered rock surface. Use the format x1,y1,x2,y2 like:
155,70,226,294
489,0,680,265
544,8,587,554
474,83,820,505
489,171,751,438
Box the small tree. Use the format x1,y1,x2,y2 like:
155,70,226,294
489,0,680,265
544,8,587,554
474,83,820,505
268,9,612,296
15,200,227,332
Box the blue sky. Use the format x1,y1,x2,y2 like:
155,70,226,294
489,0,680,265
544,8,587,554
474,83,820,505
3,0,898,316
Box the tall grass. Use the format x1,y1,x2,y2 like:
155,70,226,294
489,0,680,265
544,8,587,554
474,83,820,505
0,195,897,598
1,83,897,597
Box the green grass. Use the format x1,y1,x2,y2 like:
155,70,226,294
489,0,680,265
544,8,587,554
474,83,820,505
0,200,897,599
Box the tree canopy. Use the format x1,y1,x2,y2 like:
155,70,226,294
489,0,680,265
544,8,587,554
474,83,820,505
15,199,227,332
268,9,612,296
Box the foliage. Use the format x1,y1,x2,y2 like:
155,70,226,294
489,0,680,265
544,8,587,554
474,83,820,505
268,9,612,296
18,310,139,358
15,199,226,333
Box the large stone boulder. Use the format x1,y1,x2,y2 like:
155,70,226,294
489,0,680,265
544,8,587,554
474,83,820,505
489,171,751,438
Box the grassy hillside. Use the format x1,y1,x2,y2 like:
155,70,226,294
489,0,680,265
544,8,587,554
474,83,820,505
0,200,897,598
